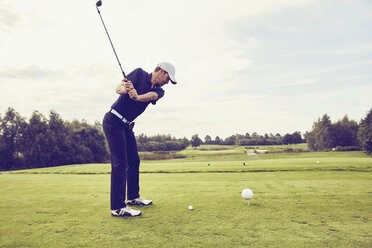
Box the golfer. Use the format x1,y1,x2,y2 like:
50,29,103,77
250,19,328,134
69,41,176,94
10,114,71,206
103,62,177,217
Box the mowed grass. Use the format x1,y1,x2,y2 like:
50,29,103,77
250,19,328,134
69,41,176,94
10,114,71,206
1,145,372,247
9,146,372,174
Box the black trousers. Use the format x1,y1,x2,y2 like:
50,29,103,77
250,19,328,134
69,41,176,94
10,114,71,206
102,112,140,210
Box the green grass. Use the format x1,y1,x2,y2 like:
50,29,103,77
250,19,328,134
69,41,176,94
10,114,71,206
1,145,372,247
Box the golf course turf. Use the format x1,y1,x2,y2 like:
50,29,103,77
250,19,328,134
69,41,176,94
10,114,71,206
1,145,371,247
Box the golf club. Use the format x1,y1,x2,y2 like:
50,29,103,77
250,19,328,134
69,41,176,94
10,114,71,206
95,0,126,78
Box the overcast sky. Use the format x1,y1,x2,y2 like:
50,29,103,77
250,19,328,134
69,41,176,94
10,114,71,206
1,0,371,139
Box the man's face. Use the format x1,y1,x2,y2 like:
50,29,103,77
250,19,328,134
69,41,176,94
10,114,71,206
157,70,170,87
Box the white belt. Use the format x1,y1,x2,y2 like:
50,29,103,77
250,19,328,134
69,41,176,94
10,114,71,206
109,109,132,125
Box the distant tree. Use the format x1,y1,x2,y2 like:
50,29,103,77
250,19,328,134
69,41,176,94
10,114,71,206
144,141,166,151
244,133,251,139
305,114,334,151
136,134,189,151
251,132,259,139
236,134,245,140
292,132,303,144
47,111,74,166
181,137,190,148
0,108,26,170
224,135,236,145
282,133,293,145
214,136,221,145
236,139,253,146
137,134,149,145
358,108,372,155
204,135,212,144
332,115,359,147
0,108,111,170
20,111,51,168
305,114,361,151
191,134,202,148
69,120,109,163
283,132,302,145
164,140,184,151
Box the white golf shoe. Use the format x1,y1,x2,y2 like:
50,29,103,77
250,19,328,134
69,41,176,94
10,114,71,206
127,197,153,206
111,207,141,217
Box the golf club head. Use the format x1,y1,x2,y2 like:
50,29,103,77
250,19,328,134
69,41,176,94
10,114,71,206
96,0,102,7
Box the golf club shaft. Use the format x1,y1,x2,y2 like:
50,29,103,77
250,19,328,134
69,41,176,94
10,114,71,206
96,7,126,78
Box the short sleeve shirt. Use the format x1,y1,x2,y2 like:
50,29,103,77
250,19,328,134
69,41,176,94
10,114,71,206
111,68,165,122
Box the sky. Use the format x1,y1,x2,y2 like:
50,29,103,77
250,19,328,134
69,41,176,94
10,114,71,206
1,0,371,140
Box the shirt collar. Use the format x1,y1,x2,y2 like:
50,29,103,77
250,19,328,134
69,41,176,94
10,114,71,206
147,73,152,84
148,72,161,89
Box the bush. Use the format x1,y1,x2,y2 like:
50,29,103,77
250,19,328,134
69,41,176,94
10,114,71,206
139,152,186,160
335,146,361,152
137,134,189,152
284,148,309,153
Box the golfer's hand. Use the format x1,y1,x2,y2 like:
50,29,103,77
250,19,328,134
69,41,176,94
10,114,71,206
128,89,138,101
116,79,134,94
124,80,134,92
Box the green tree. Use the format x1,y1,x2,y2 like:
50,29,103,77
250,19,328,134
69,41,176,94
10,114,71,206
20,111,51,168
204,135,212,144
244,133,251,139
214,136,221,145
181,137,190,148
48,111,74,166
358,108,372,155
136,134,189,151
224,135,236,145
332,115,359,147
191,134,202,148
0,108,26,170
282,133,293,145
292,131,303,144
69,120,109,163
251,132,259,139
305,114,334,151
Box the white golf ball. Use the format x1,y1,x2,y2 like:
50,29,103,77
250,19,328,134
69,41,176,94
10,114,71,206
188,205,193,210
242,188,253,200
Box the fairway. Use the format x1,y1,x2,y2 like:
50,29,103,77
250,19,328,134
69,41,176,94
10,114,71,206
1,146,372,247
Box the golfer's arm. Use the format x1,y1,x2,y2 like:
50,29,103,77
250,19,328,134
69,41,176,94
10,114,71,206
136,92,158,102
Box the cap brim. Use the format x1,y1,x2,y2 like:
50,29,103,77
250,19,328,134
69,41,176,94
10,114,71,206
169,74,177,84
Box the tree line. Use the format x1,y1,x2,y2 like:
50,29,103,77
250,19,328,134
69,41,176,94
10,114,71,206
305,108,372,154
137,134,189,151
0,108,109,171
191,131,304,148
1,107,371,171
0,108,191,171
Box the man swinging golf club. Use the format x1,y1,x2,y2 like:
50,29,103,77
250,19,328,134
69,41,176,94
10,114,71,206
95,0,177,217
103,63,177,217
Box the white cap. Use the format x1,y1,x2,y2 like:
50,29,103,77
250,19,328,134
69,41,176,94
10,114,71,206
157,62,177,84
